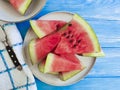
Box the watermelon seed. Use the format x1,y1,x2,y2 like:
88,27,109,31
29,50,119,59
69,39,73,43
56,24,60,30
68,30,71,34
72,44,77,48
62,33,66,36
69,23,72,26
77,40,81,43
66,35,70,39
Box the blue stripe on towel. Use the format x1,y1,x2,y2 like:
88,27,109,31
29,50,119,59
11,41,23,47
0,63,27,74
2,23,15,28
26,77,29,90
0,53,15,89
0,53,34,89
13,82,36,90
0,42,23,52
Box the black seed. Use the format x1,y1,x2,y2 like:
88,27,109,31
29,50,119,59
62,33,66,36
69,39,73,43
72,44,77,48
56,24,60,30
66,35,70,39
69,23,72,26
77,40,81,43
68,30,71,34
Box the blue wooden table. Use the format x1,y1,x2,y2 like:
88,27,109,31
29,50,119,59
16,0,120,90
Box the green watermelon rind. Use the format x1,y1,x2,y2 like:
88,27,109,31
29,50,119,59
38,62,44,73
73,14,101,54
59,66,85,81
59,70,80,81
44,53,54,73
29,39,37,64
83,50,105,57
18,0,32,15
38,63,58,75
30,20,46,38
60,69,82,81
38,61,58,74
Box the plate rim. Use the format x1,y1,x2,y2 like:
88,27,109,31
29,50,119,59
0,0,46,23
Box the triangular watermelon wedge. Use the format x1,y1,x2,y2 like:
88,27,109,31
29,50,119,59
44,53,82,73
59,54,85,81
29,33,61,64
30,20,66,38
38,60,58,75
9,0,32,15
54,14,104,57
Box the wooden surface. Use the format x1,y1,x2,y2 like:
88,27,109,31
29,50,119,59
16,0,120,90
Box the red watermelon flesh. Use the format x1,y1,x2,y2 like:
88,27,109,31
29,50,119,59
30,20,67,38
59,54,85,81
29,33,61,64
38,60,59,75
44,53,82,73
60,54,80,64
55,14,101,54
9,0,32,15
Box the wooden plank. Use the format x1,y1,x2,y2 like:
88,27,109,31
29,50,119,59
43,0,120,20
35,77,120,90
85,19,120,47
87,47,120,77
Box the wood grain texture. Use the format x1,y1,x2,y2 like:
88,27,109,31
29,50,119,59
36,77,120,90
16,0,120,90
42,0,120,20
87,48,120,77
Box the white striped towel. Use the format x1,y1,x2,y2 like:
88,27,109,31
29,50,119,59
0,23,37,90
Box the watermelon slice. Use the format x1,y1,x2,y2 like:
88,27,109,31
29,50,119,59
29,33,61,64
9,0,32,15
59,54,85,81
44,53,82,73
54,14,102,56
30,20,66,38
59,70,82,81
38,60,58,75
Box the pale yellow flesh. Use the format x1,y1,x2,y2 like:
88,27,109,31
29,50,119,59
60,66,85,81
60,70,81,81
29,40,37,64
83,50,105,57
19,0,32,15
30,20,46,38
38,61,58,75
38,62,45,73
44,53,54,73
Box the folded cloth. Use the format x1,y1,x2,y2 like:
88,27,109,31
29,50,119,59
0,23,37,90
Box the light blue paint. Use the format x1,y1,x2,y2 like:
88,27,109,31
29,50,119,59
16,0,120,90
